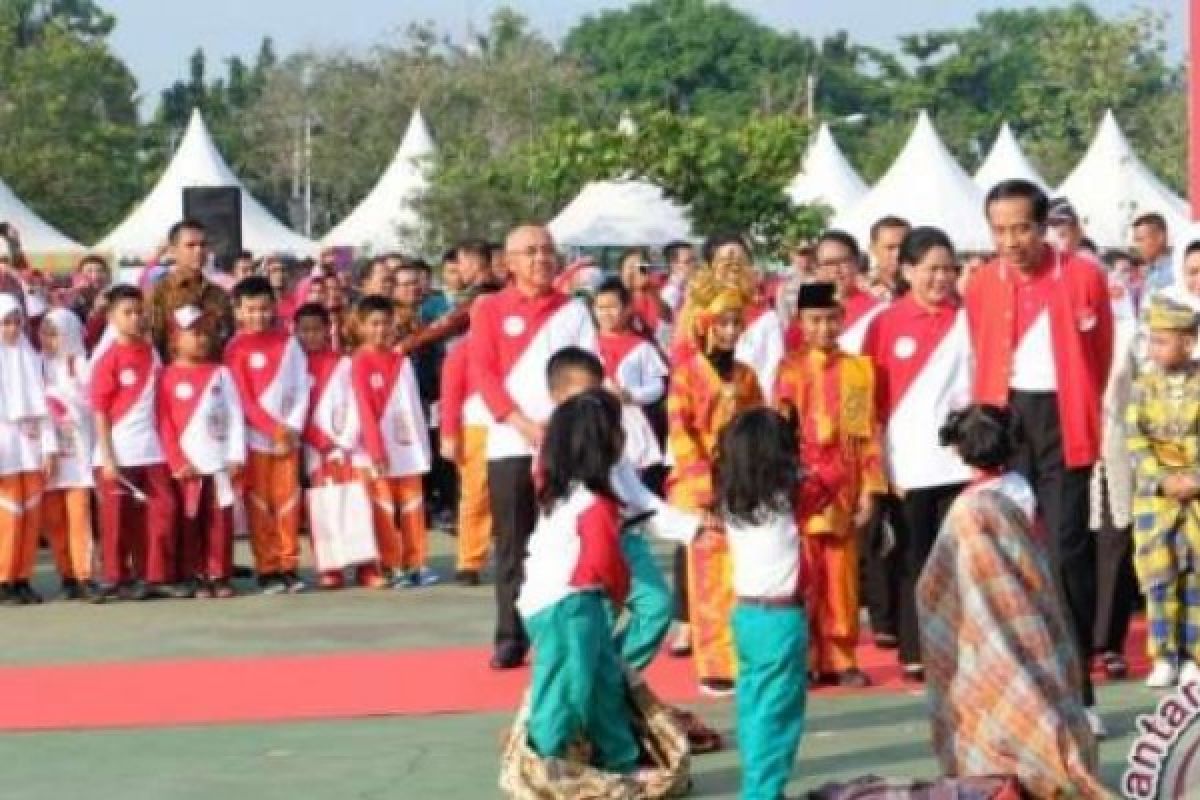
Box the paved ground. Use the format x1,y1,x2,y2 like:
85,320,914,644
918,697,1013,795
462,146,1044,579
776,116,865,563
0,533,1159,798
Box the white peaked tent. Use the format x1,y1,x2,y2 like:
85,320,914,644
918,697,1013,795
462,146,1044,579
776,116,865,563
323,108,435,253
974,123,1047,193
98,110,316,257
1057,110,1190,249
0,177,81,252
548,179,695,247
832,111,992,252
785,123,868,216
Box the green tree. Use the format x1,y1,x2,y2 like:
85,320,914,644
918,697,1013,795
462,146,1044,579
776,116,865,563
0,2,139,243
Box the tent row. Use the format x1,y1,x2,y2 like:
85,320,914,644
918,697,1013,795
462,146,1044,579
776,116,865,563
0,107,1191,258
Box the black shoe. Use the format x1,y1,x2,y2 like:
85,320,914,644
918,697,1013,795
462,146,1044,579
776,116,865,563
77,580,97,601
233,565,256,579
258,573,287,595
902,664,925,683
698,678,736,697
15,582,43,605
454,569,481,587
60,578,81,600
873,633,899,650
127,581,151,602
489,642,527,670
0,583,19,607
282,572,307,594
90,583,121,604
837,668,872,689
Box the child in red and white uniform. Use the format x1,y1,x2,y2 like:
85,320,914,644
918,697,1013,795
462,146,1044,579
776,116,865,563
89,285,180,602
0,295,57,606
225,277,310,595
592,279,668,475
352,295,437,589
157,306,246,598
40,308,96,599
516,388,639,773
295,303,363,589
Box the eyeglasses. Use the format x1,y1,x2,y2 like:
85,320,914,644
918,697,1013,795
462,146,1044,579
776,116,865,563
506,245,557,258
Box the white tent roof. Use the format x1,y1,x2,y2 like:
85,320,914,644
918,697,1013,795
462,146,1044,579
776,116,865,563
832,112,992,252
974,123,1047,193
548,179,694,247
0,177,81,253
97,110,316,257
785,123,867,216
1057,110,1190,249
322,108,435,253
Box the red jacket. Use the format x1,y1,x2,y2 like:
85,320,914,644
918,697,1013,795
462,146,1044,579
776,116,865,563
964,245,1113,468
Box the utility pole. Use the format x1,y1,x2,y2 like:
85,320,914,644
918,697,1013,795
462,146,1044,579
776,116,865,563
1191,0,1200,219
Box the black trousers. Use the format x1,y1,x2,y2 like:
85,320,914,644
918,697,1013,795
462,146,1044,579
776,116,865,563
1010,390,1097,707
862,495,903,637
897,483,967,665
1093,480,1139,655
487,456,537,651
424,427,459,519
673,544,690,622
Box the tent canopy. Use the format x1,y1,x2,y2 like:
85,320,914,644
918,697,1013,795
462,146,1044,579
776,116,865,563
785,123,868,216
0,177,82,253
832,112,992,252
322,108,435,254
974,123,1047,193
548,179,694,248
97,110,316,258
1056,110,1189,250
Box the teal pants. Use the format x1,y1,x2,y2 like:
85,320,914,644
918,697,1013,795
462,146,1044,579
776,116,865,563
732,604,808,800
524,592,640,772
613,532,674,671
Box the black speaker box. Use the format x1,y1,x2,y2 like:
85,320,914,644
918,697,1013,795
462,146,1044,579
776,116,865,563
183,186,242,271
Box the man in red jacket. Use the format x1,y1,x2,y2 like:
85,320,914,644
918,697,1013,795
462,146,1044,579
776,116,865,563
965,179,1113,736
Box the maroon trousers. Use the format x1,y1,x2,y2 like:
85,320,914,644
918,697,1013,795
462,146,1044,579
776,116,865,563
177,476,234,581
96,464,178,585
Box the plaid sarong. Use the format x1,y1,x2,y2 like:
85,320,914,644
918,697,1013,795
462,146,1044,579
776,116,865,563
916,485,1109,799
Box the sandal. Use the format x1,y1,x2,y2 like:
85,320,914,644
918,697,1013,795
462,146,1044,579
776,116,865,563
669,707,723,754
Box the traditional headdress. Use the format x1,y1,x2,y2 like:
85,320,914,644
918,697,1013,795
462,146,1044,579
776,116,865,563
1147,294,1199,333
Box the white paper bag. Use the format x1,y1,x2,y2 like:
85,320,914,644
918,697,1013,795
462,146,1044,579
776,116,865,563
306,482,379,571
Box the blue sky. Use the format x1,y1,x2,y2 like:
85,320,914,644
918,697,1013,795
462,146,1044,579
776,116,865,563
105,0,1183,103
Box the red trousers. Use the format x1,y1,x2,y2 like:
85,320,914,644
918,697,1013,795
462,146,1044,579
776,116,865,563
178,476,234,581
95,464,178,585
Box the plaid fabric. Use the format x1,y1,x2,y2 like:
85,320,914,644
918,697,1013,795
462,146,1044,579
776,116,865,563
1146,571,1200,662
498,675,691,800
916,484,1107,799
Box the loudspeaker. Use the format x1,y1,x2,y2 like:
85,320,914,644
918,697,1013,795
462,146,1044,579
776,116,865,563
183,186,242,271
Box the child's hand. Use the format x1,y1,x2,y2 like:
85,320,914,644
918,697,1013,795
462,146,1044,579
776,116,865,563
854,493,878,530
229,464,243,482
100,460,120,484
175,464,198,481
440,437,458,463
42,454,57,480
372,459,388,478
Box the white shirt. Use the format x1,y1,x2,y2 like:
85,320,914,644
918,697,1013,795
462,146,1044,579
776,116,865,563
1009,311,1058,391
725,507,801,598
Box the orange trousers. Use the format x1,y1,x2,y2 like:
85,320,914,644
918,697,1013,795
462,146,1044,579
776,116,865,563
456,425,492,571
246,450,302,575
803,533,860,673
687,529,737,682
0,471,45,583
43,488,93,582
359,471,427,572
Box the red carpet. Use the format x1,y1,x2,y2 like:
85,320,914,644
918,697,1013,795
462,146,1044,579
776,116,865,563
0,622,1149,732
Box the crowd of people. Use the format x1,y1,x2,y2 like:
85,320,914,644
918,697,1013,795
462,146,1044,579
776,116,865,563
0,175,1196,797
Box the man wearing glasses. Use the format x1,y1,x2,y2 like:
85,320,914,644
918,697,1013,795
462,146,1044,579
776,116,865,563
468,224,598,669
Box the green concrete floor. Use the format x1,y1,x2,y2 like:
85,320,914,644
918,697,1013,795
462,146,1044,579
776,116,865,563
0,533,1165,797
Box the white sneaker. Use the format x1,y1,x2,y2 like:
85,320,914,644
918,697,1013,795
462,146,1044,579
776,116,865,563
1145,659,1179,689
1180,660,1200,687
1085,709,1107,739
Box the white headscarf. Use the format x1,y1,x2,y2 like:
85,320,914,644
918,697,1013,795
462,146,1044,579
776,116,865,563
0,294,48,422
43,308,89,398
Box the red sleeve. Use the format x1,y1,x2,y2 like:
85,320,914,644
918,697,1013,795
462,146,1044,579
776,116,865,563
570,496,630,606
467,298,517,421
88,349,118,415
860,315,889,420
225,339,282,439
351,355,386,464
440,343,467,440
302,385,336,454
154,371,188,474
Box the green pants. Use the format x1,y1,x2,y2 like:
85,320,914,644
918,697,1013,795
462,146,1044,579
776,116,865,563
524,592,640,772
613,531,674,672
733,604,808,800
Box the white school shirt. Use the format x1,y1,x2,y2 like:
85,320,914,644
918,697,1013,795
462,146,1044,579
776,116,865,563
724,507,802,599
167,366,247,475
45,355,95,489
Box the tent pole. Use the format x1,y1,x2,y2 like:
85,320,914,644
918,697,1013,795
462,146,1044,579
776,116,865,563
1191,0,1200,220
